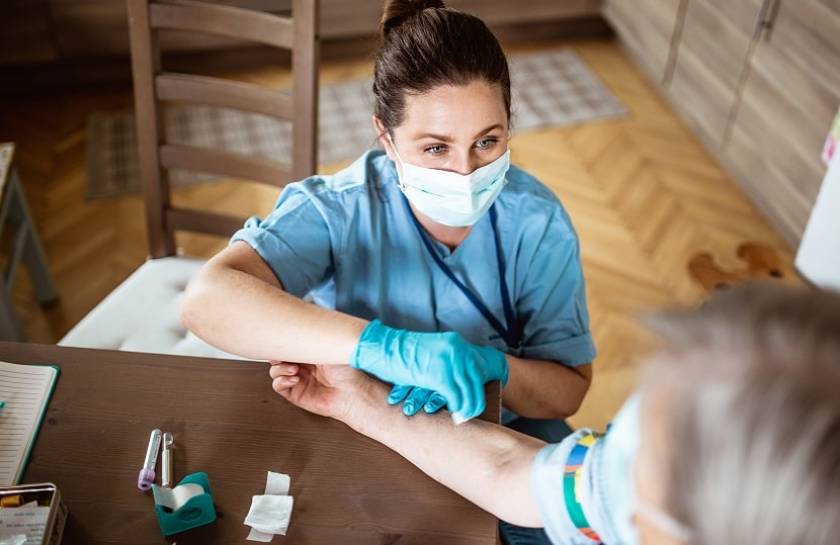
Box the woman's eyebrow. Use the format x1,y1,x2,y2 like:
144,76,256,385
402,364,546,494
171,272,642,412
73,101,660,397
413,124,504,142
473,124,504,139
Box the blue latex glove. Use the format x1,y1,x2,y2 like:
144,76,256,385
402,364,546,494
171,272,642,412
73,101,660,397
387,385,448,416
351,320,509,422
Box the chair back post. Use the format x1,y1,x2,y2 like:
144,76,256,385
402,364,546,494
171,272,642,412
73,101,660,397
292,0,319,181
126,0,320,258
127,0,176,258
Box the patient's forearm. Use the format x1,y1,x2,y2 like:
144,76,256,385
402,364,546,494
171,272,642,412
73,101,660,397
346,381,546,527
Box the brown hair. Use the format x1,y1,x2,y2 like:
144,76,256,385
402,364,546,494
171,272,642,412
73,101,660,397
373,0,511,132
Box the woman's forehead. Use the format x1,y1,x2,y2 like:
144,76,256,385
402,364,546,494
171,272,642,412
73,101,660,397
400,82,508,140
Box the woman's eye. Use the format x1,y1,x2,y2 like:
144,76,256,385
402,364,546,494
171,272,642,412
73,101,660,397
424,144,447,155
476,138,498,150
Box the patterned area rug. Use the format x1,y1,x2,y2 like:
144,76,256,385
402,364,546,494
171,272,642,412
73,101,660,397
86,49,626,199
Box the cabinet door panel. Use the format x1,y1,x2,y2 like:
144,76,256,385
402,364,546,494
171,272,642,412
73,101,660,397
668,44,733,150
667,0,760,148
450,0,603,25
726,123,813,244
603,0,681,83
734,66,825,202
768,1,840,102
723,0,840,244
676,0,758,92
49,0,295,58
0,2,57,64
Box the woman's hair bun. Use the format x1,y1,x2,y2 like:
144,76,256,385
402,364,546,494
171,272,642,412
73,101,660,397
380,0,446,39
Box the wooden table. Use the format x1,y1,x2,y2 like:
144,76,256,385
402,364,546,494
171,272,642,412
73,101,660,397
3,342,500,544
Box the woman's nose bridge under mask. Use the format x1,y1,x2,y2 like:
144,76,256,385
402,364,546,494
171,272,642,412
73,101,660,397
387,133,510,227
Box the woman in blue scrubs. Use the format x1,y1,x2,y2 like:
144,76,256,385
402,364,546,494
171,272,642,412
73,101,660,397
183,2,593,541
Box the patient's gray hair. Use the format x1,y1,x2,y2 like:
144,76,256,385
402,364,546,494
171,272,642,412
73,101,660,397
646,283,840,545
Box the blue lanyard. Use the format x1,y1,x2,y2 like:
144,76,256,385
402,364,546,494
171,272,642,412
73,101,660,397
403,196,521,349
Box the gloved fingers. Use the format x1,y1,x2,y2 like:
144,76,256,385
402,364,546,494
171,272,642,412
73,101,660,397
451,356,486,423
446,359,476,420
387,384,413,405
423,392,448,414
403,387,434,416
453,390,485,423
436,377,465,421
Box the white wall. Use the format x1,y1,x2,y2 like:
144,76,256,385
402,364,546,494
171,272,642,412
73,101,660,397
796,151,840,291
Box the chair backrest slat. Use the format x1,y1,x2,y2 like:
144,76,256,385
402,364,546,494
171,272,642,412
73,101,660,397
160,144,290,187
126,0,319,258
166,207,246,238
149,0,294,49
156,73,294,119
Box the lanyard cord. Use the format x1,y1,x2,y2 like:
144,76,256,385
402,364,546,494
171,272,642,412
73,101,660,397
403,194,520,348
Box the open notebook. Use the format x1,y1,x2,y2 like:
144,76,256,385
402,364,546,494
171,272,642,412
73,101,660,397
0,361,59,486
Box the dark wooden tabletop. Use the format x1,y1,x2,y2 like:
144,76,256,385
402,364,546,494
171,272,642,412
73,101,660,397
2,342,500,545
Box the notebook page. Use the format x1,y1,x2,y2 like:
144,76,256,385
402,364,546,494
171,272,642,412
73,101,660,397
0,362,57,486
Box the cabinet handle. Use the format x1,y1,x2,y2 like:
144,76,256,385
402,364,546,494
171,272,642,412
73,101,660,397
764,0,781,40
753,0,781,41
752,0,771,40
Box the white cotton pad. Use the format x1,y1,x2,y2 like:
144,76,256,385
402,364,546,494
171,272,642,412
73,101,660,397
452,412,469,425
245,495,294,536
244,471,295,541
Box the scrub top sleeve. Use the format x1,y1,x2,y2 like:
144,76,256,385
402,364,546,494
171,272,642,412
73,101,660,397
530,435,595,545
230,187,334,298
517,217,596,366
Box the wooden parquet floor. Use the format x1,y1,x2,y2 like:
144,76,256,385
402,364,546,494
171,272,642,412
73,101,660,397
0,39,798,429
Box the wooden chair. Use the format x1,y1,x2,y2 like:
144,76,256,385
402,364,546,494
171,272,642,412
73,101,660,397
0,143,58,341
59,0,319,357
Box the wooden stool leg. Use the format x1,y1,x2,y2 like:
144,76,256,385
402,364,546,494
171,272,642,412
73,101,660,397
10,170,58,306
0,284,24,341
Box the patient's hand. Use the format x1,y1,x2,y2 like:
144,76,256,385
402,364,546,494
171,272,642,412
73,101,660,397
269,361,376,422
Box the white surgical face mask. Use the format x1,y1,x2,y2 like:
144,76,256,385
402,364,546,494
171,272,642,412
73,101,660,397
388,135,510,227
602,395,692,545
602,394,644,545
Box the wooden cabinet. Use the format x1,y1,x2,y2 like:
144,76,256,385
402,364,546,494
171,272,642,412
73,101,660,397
5,0,604,61
602,0,682,84
0,1,58,65
666,0,760,150
608,0,840,246
723,0,840,243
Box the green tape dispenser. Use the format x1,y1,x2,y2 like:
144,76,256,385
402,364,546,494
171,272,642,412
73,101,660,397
151,471,217,536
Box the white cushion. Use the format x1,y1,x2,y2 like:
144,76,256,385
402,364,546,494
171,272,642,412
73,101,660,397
59,257,239,359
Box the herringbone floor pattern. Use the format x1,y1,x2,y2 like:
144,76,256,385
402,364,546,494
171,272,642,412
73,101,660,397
0,39,798,428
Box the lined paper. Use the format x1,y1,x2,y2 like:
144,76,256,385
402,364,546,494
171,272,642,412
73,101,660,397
0,362,58,486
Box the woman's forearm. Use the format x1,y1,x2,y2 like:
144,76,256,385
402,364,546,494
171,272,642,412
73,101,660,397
346,380,546,527
182,246,367,364
503,357,592,419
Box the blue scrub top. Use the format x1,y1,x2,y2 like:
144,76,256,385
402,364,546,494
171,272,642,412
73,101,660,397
231,149,595,366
